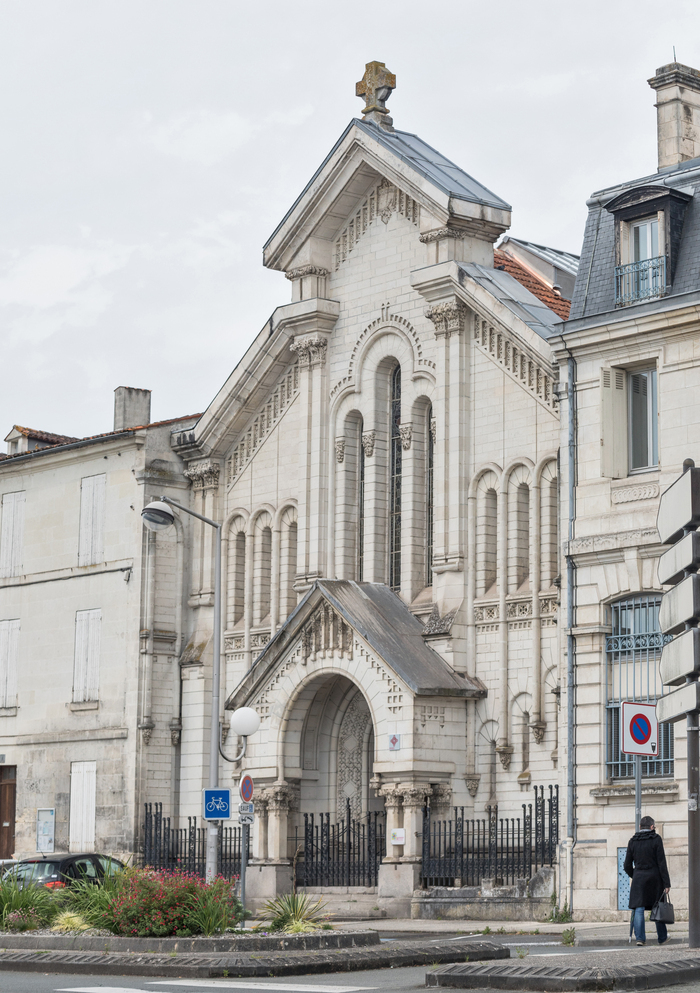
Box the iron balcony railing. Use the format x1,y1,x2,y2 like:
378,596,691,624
615,256,666,306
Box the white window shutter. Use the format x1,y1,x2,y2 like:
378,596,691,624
73,609,101,702
78,475,105,567
0,619,20,708
0,491,25,578
600,368,628,478
69,760,96,853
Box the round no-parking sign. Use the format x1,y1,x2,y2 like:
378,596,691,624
239,775,254,802
621,701,659,757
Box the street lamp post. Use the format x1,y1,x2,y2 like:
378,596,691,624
142,496,223,882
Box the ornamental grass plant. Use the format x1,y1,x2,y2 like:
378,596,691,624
254,893,331,933
0,876,55,930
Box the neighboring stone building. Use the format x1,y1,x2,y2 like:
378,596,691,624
552,62,700,918
0,62,577,915
0,388,199,860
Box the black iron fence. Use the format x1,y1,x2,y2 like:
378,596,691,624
295,801,385,888
142,802,245,879
421,785,559,887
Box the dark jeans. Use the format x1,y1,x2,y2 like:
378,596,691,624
632,906,668,944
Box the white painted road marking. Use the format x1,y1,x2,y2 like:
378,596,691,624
151,981,378,992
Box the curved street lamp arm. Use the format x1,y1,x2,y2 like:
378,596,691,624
219,722,248,763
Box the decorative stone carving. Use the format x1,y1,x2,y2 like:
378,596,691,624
419,227,466,243
473,314,557,412
300,600,354,663
226,363,300,488
474,604,499,622
466,775,480,798
430,417,437,445
356,60,396,129
290,333,329,367
264,783,300,812
334,185,419,270
400,783,433,811
169,719,182,746
431,783,453,814
285,265,329,280
506,599,533,619
530,722,546,745
139,722,155,745
378,784,403,811
568,527,659,556
221,722,230,744
337,690,372,819
335,438,345,463
611,483,660,504
399,423,412,450
377,177,398,223
426,300,467,338
184,461,220,490
422,604,458,636
496,745,514,770
361,431,376,458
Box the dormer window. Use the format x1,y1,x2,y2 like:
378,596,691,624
605,184,692,307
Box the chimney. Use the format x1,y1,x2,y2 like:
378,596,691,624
114,387,152,431
648,62,700,170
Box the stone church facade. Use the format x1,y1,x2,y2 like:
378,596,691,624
11,59,700,920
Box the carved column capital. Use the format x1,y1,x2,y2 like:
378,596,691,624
399,423,412,451
530,722,546,745
425,300,467,338
263,783,300,812
430,783,453,814
361,430,376,458
290,333,329,367
168,718,182,746
419,226,466,244
184,460,221,490
285,265,329,280
495,745,514,770
399,782,433,809
335,438,345,463
378,784,403,811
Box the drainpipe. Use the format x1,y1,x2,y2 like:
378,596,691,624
565,353,578,914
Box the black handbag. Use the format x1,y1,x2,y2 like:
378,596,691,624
650,892,675,924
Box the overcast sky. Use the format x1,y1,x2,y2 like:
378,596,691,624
0,0,697,439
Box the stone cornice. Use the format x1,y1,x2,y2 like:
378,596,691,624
568,526,661,557
419,227,466,244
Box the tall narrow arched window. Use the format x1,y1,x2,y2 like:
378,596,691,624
358,417,365,581
426,405,434,586
279,507,298,620
253,520,272,625
508,475,530,593
476,473,498,597
389,365,402,591
227,526,246,627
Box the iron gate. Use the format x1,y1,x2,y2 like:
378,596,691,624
142,802,245,879
295,800,386,887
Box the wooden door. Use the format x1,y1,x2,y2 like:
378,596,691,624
0,767,16,859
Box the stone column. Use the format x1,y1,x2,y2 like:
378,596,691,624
399,782,432,861
246,784,298,909
290,331,332,592
264,783,299,862
252,793,269,861
425,301,468,599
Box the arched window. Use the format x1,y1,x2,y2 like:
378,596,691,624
426,405,434,586
226,524,246,628
606,594,673,778
389,365,402,591
508,475,530,593
540,464,558,588
279,508,297,620
476,472,498,597
253,517,272,626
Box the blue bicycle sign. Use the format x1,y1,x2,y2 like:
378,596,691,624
202,788,231,820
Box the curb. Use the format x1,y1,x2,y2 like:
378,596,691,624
0,929,379,954
426,956,700,990
0,938,508,978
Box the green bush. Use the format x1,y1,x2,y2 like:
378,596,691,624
186,877,246,936
0,877,55,930
59,873,121,930
255,893,331,933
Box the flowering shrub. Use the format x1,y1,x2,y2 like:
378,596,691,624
99,868,244,937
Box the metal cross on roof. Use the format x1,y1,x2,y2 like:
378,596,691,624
356,61,396,131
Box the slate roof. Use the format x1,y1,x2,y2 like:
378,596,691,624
355,121,512,210
226,579,485,709
569,157,700,321
502,238,580,278
493,249,571,320
458,262,564,340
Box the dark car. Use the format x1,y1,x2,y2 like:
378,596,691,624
2,853,124,889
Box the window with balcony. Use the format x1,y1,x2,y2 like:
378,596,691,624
615,216,665,306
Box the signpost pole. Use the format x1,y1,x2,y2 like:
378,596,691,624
634,754,642,832
689,709,700,948
240,822,249,926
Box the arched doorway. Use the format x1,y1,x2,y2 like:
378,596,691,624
285,673,383,821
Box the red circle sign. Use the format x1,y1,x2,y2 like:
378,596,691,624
630,714,652,745
240,775,254,802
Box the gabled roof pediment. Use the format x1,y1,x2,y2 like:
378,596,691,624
263,120,512,273
225,580,485,712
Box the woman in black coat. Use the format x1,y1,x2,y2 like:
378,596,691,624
624,815,671,945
